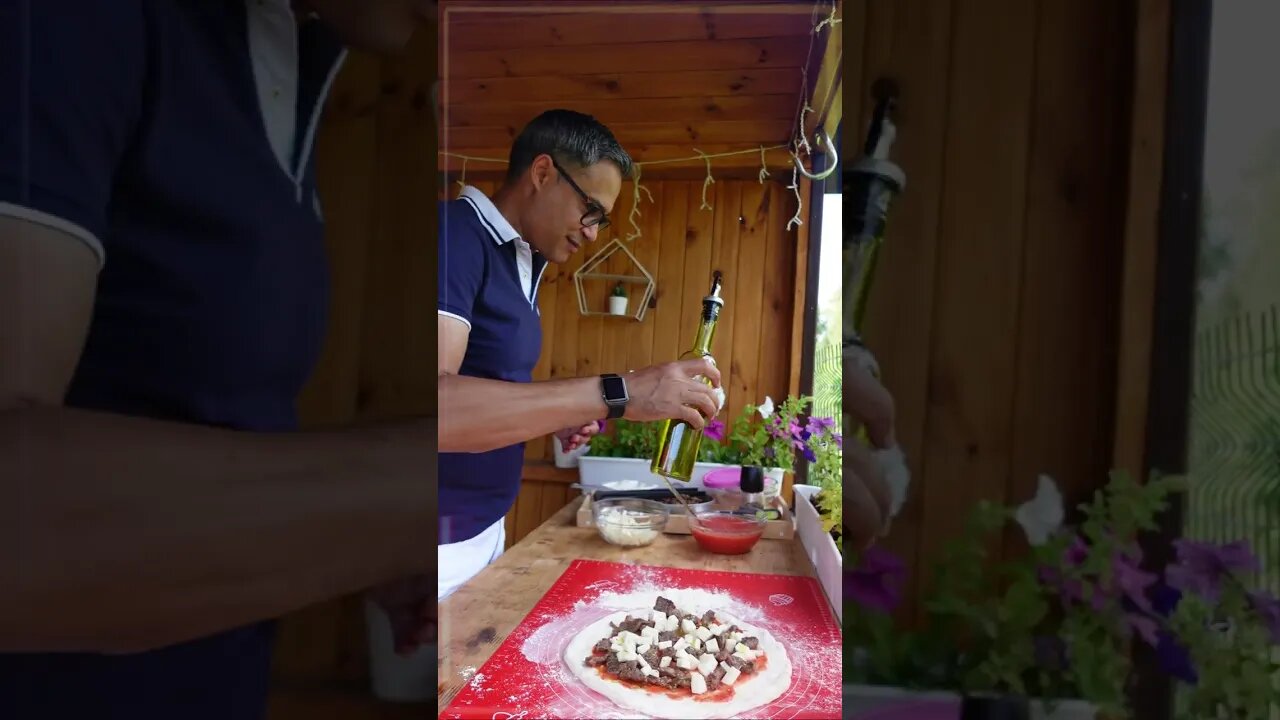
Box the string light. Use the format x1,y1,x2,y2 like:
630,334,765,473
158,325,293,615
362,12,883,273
758,145,770,184
694,149,715,212
623,163,654,243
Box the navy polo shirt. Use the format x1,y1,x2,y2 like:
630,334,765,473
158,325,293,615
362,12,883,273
1,1,345,718
439,186,548,545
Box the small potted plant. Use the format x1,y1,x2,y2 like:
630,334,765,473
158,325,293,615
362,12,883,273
608,282,629,316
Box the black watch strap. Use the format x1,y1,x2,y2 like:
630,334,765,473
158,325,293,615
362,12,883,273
600,373,628,420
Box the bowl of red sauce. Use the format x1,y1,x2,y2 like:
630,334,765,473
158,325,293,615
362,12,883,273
688,510,766,555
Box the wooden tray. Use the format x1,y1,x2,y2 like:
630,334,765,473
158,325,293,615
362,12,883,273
576,492,796,540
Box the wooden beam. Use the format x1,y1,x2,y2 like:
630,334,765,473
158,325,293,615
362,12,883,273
445,93,798,127
444,68,799,104
444,37,809,78
442,11,813,51
804,1,843,139
446,119,793,149
1111,0,1172,481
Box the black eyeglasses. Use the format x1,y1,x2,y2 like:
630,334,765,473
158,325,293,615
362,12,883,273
550,157,611,230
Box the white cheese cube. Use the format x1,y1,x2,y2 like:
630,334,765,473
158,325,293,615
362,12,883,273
690,672,707,695
710,623,727,636
697,654,717,676
666,615,680,632
722,666,741,685
617,650,637,662
652,610,667,626
692,637,702,651
640,626,659,641
733,651,753,663
659,655,672,668
681,618,697,634
694,626,712,641
673,637,688,652
657,640,672,649
636,643,651,655
610,643,624,654
638,655,651,671
644,667,660,677
704,638,719,653
675,655,697,670
683,633,696,647
624,631,643,644
735,643,750,654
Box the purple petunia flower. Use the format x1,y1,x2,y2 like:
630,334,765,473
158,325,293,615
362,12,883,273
807,416,836,434
1156,630,1198,684
1127,613,1161,646
1114,551,1158,615
702,418,726,441
845,546,907,613
1247,591,1280,644
1148,581,1182,617
1166,539,1260,602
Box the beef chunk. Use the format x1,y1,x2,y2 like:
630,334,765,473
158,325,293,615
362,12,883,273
726,625,741,636
593,639,611,653
700,610,718,626
584,654,608,668
742,636,760,650
654,596,677,615
658,630,676,643
617,660,646,683
660,645,677,658
620,617,647,634
606,654,621,674
715,645,732,663
705,665,727,690
645,671,667,686
642,648,660,667
659,665,692,686
652,673,676,689
727,655,755,674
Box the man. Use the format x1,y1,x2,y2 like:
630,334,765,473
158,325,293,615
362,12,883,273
436,109,724,598
1,1,436,718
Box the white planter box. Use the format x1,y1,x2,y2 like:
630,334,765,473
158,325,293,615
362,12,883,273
793,484,842,621
577,456,784,493
843,684,1097,719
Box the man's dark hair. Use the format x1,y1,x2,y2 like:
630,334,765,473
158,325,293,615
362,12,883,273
505,109,634,185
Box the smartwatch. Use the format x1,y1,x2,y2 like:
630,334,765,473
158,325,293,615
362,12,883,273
600,373,629,420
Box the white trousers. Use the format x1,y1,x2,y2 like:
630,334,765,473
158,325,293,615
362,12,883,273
437,518,506,601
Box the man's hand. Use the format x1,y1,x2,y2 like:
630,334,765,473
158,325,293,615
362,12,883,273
623,358,722,428
369,575,433,656
555,420,603,452
842,344,898,550
844,345,896,450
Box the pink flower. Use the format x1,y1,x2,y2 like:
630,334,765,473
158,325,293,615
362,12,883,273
702,418,726,441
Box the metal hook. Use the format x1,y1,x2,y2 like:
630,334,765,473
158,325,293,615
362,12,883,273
794,129,838,180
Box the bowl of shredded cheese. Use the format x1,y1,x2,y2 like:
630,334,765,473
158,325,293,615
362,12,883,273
591,497,670,547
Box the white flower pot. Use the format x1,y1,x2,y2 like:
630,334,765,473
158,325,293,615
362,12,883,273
364,598,434,703
794,484,842,621
552,434,591,468
608,296,629,315
842,684,1097,719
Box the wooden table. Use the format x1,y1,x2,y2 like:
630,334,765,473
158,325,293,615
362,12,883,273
437,496,822,713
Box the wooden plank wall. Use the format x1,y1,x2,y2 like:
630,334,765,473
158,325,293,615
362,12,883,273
846,0,1134,623
440,176,803,548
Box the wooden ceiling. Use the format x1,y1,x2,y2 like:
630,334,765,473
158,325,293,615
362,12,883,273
437,1,837,178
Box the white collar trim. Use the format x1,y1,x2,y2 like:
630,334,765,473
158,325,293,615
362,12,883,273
459,185,521,245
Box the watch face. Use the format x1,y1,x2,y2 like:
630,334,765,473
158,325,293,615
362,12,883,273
602,375,627,402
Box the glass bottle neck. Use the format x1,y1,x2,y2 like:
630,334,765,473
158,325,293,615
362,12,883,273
691,311,718,355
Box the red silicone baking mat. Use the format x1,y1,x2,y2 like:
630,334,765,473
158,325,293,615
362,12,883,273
440,559,842,719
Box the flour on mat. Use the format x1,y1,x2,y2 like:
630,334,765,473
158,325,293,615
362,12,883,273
458,665,477,681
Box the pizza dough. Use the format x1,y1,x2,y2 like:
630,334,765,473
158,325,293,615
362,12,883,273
563,607,792,719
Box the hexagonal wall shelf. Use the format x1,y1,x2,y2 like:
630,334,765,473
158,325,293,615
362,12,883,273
573,238,656,322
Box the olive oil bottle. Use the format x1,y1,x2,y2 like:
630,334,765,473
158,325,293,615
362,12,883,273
651,271,724,481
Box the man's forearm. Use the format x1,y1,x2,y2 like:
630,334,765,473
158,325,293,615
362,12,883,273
438,374,607,453
0,404,433,653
